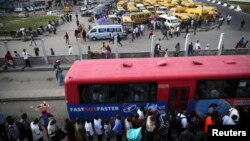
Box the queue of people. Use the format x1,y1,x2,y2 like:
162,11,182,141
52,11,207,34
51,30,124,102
1,102,250,141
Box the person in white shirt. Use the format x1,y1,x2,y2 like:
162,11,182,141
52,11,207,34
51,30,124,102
22,49,32,71
85,117,94,141
194,40,201,50
229,107,240,122
222,115,235,125
137,107,145,120
30,118,44,141
140,24,144,36
124,116,133,139
146,114,156,141
177,112,188,136
103,119,111,141
227,14,232,24
93,115,103,141
68,46,73,55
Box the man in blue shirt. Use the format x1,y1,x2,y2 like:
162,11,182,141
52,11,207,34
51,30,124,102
112,114,123,141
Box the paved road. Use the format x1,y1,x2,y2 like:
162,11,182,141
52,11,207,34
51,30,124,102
0,5,249,57
0,71,64,100
200,0,250,32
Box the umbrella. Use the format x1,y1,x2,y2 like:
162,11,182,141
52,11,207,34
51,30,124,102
97,17,109,24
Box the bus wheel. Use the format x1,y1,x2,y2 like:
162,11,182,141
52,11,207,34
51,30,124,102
91,37,97,41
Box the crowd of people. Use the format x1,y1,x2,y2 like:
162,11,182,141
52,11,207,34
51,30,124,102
1,102,250,141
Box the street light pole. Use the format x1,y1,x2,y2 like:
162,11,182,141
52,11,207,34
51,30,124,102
184,33,190,56
41,39,48,64
77,39,83,60
114,35,119,58
150,35,155,57
217,33,224,56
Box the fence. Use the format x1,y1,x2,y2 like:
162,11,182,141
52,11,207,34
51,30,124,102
0,49,249,66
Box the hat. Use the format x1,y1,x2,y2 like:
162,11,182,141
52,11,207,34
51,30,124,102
35,101,50,112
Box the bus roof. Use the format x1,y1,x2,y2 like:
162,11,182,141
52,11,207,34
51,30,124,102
65,55,250,84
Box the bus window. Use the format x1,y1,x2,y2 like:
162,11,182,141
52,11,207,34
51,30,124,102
79,85,109,103
107,28,115,32
117,84,131,102
195,79,248,99
78,83,157,103
90,29,97,33
235,80,250,97
116,28,122,32
98,28,106,33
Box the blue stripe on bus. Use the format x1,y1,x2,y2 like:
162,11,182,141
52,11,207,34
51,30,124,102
67,101,167,121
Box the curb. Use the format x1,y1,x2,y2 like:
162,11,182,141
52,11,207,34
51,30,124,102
0,96,65,102
0,66,71,73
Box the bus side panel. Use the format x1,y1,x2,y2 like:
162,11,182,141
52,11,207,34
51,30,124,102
67,101,167,120
65,83,79,104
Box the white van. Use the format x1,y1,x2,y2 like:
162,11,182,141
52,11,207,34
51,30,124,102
158,14,180,28
87,25,124,41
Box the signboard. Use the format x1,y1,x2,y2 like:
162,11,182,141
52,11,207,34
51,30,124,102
67,101,167,120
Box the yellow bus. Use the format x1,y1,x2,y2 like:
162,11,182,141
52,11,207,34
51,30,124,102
185,8,210,20
121,16,135,32
130,11,151,23
181,1,198,8
63,3,72,13
128,6,140,13
170,6,186,13
172,13,191,24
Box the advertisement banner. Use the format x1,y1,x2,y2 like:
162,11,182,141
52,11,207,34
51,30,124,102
67,101,167,120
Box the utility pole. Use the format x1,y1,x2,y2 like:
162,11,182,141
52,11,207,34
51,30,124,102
217,33,224,56
41,39,48,64
184,33,190,56
150,35,155,57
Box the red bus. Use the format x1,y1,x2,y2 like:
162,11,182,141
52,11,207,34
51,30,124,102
64,55,250,120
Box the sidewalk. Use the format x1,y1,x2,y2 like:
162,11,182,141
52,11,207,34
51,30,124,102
0,64,70,102
0,64,71,73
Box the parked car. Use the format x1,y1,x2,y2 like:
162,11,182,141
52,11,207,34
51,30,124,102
81,10,90,17
47,10,60,16
18,12,29,17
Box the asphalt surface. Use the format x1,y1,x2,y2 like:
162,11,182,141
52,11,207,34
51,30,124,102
201,0,250,32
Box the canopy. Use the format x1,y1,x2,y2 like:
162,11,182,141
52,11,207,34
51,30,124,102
97,17,109,24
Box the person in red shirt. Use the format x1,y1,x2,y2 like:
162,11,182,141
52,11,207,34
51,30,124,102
4,51,15,68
